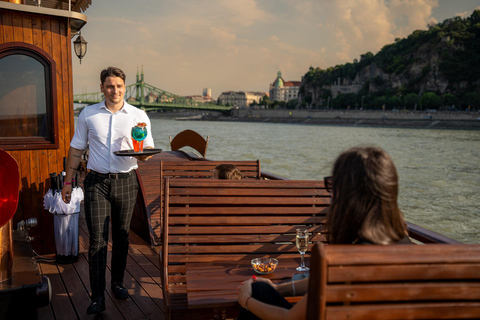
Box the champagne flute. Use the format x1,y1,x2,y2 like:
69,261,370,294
296,228,309,272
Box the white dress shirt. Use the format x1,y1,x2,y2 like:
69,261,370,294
71,100,154,173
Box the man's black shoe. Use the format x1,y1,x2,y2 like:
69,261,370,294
87,297,106,314
111,282,129,300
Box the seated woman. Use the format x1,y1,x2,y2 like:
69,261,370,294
237,145,411,320
214,164,242,180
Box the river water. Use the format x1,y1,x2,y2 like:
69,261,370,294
149,118,480,244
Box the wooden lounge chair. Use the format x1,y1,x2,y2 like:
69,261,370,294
161,178,331,319
135,159,262,246
169,129,209,158
306,242,480,319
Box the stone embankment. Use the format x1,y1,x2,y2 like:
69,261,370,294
217,109,480,130
148,109,480,130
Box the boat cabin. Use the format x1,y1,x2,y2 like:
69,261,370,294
0,0,90,254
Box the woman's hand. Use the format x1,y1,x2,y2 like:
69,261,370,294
237,278,253,309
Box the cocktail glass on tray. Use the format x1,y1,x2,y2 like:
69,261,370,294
131,122,147,152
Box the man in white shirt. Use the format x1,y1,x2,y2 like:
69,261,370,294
61,66,154,314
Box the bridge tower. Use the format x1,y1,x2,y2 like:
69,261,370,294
135,66,146,106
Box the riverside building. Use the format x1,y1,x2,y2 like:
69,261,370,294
185,88,215,103
269,71,301,102
218,91,266,108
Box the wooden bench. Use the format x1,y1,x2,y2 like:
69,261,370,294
307,242,480,320
160,160,261,180
161,178,331,319
141,160,262,245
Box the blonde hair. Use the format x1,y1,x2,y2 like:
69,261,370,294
214,164,242,180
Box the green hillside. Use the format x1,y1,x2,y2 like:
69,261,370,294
299,10,480,111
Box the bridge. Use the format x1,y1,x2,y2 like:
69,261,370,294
73,67,231,113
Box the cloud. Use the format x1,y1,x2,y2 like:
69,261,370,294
317,0,439,64
209,27,239,54
455,6,480,19
218,0,271,27
388,0,439,37
210,27,237,45
90,16,138,25
325,0,393,62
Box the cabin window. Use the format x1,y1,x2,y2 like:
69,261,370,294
0,43,58,150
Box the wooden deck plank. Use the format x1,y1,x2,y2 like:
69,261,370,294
73,254,126,320
38,261,79,319
36,262,57,320
36,216,166,320
122,255,164,319
55,261,96,320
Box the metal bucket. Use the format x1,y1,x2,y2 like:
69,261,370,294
0,220,14,283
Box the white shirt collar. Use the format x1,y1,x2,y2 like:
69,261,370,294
98,100,129,114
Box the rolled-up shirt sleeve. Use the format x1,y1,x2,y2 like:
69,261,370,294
70,109,88,150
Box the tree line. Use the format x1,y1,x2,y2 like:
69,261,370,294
296,10,480,111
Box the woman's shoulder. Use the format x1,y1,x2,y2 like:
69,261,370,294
357,235,413,245
396,235,413,244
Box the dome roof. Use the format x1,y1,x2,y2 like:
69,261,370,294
274,71,284,87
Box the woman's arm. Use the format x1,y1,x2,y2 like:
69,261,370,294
253,277,309,297
274,278,309,297
238,279,307,320
243,293,307,320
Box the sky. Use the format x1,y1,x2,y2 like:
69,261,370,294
73,0,480,100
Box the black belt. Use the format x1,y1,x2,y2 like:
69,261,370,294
90,170,133,179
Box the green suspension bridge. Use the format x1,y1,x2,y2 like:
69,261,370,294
73,68,231,113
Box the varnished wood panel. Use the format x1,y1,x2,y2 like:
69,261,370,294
0,9,75,254
307,243,480,320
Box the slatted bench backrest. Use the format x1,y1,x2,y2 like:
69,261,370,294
307,242,480,320
160,160,261,180
146,160,262,245
162,178,330,318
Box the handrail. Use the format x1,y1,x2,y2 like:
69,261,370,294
406,221,461,244
200,167,460,245
260,170,289,180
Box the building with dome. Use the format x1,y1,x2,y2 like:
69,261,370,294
269,71,301,102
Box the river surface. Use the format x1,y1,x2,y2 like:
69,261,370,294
149,118,480,244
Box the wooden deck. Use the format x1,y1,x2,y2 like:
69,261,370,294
36,216,166,320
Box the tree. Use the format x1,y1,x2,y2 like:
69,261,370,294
286,99,299,109
463,92,480,110
372,96,387,110
404,93,418,109
332,94,356,109
387,96,402,109
420,92,441,109
442,94,459,108
260,95,270,107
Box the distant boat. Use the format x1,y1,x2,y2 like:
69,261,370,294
175,115,203,121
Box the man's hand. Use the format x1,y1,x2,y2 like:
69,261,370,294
62,184,73,204
133,146,154,162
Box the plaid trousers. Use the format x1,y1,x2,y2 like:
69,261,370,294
83,171,138,299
